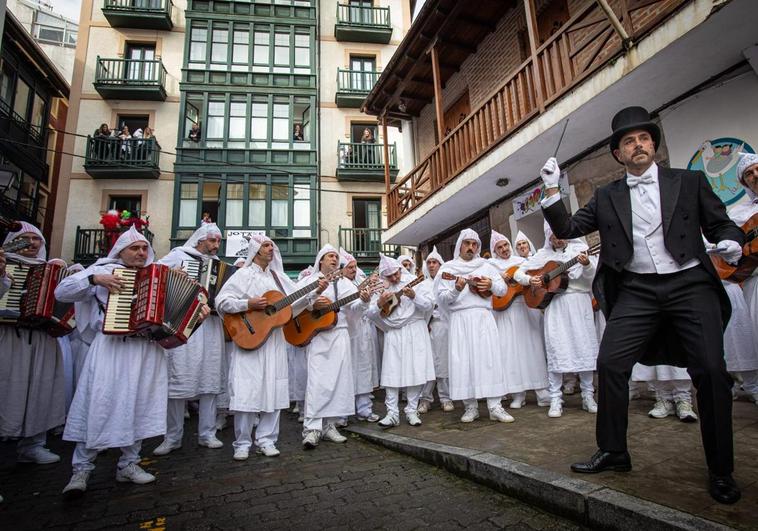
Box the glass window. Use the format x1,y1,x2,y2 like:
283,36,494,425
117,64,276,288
271,183,289,226
0,63,13,106
225,182,244,226
293,183,310,227
250,98,268,147
184,95,201,143
294,31,310,73
253,31,269,65
232,28,249,70
13,78,30,120
211,26,229,67
272,101,289,141
248,183,266,226
30,93,45,137
229,98,246,139
179,183,198,226
207,99,225,139
273,31,290,66
189,26,207,65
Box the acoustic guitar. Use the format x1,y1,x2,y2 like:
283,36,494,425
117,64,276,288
283,276,380,347
492,265,522,311
224,269,342,351
379,274,426,317
522,244,601,310
711,212,758,283
439,271,493,298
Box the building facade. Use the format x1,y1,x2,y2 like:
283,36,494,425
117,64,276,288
364,0,758,260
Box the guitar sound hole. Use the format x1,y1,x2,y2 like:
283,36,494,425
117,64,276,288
264,305,276,316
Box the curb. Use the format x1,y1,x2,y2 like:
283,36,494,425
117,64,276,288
345,425,733,531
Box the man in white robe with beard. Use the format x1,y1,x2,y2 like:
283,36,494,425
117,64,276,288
153,223,226,455
216,235,315,460
514,222,599,418
367,254,435,427
489,231,550,408
434,229,514,423
418,247,454,413
58,227,209,494
0,222,66,467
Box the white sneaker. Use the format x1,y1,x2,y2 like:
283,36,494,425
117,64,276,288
648,400,675,419
256,445,281,457
582,395,598,414
675,400,698,423
509,399,524,409
489,405,515,423
751,393,758,404
115,463,155,485
62,471,90,495
461,407,479,423
292,403,300,414
215,413,228,431
406,412,422,426
297,413,304,423
378,413,399,428
357,412,380,422
198,436,224,449
322,425,347,443
441,401,455,412
233,447,249,461
302,430,321,449
548,398,563,418
152,439,181,456
417,400,431,414
17,447,60,464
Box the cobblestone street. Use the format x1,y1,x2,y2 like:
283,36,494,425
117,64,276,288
0,409,584,530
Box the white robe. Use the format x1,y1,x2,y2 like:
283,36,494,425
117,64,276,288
299,276,361,418
722,281,758,372
435,260,509,399
0,263,66,438
367,277,436,388
489,257,548,393
421,278,448,379
158,248,225,398
56,263,167,449
346,280,379,394
216,263,305,413
287,344,308,401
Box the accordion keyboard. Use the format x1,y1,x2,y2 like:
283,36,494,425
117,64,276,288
0,264,29,322
103,268,138,334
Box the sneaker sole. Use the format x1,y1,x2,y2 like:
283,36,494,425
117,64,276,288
116,476,155,484
233,455,249,461
490,416,515,423
679,415,698,423
17,458,60,464
302,442,318,450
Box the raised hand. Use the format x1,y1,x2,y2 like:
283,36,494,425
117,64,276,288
540,157,561,189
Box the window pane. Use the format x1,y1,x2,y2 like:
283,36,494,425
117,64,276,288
253,31,270,64
207,100,225,138
248,183,266,226
211,28,228,63
271,201,287,226
13,78,30,119
293,184,310,226
225,183,244,226
190,27,207,63
30,93,45,133
274,32,289,65
229,100,246,138
179,183,198,226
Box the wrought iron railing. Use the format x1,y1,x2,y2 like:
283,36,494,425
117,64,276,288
339,226,399,259
337,68,380,94
103,0,173,15
95,57,167,88
74,226,155,265
337,142,397,171
336,3,390,27
84,136,161,169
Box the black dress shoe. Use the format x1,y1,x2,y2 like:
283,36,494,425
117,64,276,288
709,474,741,504
570,449,632,474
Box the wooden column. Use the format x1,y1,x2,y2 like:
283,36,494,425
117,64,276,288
523,0,546,112
430,44,446,143
382,115,391,196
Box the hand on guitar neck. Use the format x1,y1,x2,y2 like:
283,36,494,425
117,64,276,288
440,272,492,298
529,252,591,289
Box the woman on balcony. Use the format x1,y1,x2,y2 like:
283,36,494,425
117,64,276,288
360,127,376,165
94,123,115,160
117,125,132,160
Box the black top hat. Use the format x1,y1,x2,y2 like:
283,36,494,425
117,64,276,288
609,106,661,163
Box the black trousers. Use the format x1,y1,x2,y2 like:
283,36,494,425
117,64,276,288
596,265,734,476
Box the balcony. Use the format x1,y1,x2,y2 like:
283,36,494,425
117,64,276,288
334,3,392,44
338,226,399,264
336,142,398,182
84,136,161,179
74,226,155,266
335,69,379,108
169,236,318,271
102,0,174,30
93,57,167,101
0,99,48,180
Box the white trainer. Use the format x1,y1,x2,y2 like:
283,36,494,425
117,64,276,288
115,463,155,485
417,400,431,414
62,471,90,495
302,430,321,449
297,413,304,423
441,401,455,412
548,398,563,418
406,412,422,426
460,407,479,423
152,439,181,456
358,412,380,422
233,447,249,461
582,395,598,414
256,445,281,457
751,393,758,404
17,447,60,464
489,405,515,423
648,400,675,419
322,425,347,443
510,393,526,409
378,414,399,428
675,400,698,423
198,436,224,449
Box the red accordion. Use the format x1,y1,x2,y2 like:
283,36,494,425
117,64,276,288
103,264,207,349
18,263,76,337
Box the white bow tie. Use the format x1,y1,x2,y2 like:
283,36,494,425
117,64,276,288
627,173,655,188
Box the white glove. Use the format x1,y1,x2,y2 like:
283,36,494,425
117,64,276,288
540,157,561,189
715,240,743,265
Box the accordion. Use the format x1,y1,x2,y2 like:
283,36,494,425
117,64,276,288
0,264,30,324
19,263,76,337
103,264,207,349
182,258,234,311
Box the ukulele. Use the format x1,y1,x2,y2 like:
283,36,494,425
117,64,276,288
224,268,342,351
440,271,493,298
492,265,522,311
522,243,601,310
711,212,758,282
2,238,33,254
379,274,426,317
283,276,381,347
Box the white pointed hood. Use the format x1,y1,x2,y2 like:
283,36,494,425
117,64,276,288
94,225,155,266
244,233,284,274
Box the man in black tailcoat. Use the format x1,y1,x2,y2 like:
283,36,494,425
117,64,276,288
540,106,744,504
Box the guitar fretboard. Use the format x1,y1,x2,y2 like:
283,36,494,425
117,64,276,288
545,244,601,281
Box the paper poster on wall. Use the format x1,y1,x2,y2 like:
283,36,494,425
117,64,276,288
512,172,569,220
687,137,755,206
225,230,266,258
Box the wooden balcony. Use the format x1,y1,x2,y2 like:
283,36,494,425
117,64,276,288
385,0,692,226
102,0,174,30
337,142,398,183
74,226,155,266
338,226,400,264
94,57,168,101
84,136,161,179
334,3,392,44
335,69,380,108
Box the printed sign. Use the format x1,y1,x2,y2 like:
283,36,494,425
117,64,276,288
512,172,569,220
687,137,755,206
225,230,266,258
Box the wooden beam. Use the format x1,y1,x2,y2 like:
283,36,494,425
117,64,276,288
457,15,497,32
523,0,546,112
382,115,391,196
431,45,446,144
439,39,477,55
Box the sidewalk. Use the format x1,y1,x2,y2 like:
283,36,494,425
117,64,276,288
346,392,757,530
